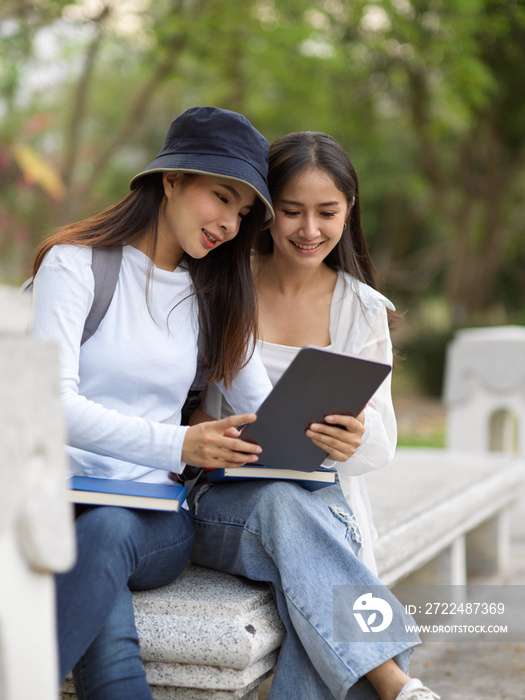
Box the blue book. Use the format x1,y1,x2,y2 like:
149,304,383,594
206,465,336,491
69,475,186,512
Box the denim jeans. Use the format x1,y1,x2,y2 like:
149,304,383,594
190,480,419,700
55,504,195,700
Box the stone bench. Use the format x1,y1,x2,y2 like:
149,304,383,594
1,289,76,700
366,447,523,587
60,565,284,700
60,446,523,699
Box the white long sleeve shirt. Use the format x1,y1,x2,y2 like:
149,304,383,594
204,271,396,573
31,244,272,484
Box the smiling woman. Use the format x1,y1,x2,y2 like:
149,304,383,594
145,173,257,269
190,131,439,700
29,106,275,700
272,168,348,260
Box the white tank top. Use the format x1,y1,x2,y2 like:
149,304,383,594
257,339,332,387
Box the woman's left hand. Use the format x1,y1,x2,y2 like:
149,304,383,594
306,411,365,462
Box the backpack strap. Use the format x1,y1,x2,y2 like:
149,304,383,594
29,245,206,487
21,246,122,346
81,247,122,345
177,333,209,487
180,333,208,425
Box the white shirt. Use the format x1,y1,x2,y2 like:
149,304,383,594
205,271,396,574
31,244,272,484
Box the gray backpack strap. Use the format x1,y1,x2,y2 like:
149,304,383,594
81,247,122,346
21,247,122,345
173,332,208,486
180,332,208,425
191,334,208,393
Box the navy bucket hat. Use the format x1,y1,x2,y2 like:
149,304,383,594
130,106,274,225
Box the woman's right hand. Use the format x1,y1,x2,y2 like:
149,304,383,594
181,413,262,469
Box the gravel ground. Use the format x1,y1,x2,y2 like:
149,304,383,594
406,543,525,700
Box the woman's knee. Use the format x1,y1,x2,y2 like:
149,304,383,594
257,480,306,508
75,507,144,570
77,507,139,547
247,481,312,530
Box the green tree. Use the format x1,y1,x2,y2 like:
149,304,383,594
344,0,525,320
1,0,524,328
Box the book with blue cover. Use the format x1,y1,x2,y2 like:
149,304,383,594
206,465,336,490
69,475,186,511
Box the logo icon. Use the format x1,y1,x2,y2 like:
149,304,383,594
353,592,393,633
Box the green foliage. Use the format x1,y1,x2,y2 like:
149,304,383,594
399,330,455,397
397,429,446,449
0,0,524,339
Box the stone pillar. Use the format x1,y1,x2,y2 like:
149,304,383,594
399,536,467,588
0,287,76,700
443,325,525,541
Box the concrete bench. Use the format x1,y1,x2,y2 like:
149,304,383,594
1,289,76,700
366,447,523,587
60,565,284,700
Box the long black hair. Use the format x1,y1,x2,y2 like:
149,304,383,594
255,131,379,290
33,172,266,385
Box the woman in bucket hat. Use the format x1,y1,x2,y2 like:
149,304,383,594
30,106,275,699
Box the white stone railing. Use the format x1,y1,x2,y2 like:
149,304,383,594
0,286,75,700
444,325,525,541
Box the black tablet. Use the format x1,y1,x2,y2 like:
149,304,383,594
241,346,391,471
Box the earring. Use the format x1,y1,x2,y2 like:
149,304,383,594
343,223,347,231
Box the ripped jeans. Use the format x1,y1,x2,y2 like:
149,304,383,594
190,480,418,700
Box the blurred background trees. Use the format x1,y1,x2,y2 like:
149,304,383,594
1,0,524,396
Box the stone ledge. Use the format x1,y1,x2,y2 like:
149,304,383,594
62,675,262,700
144,651,278,691
134,565,284,669
367,448,524,585
0,285,31,335
61,566,283,700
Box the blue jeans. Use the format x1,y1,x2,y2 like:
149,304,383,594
55,504,195,700
190,480,419,700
